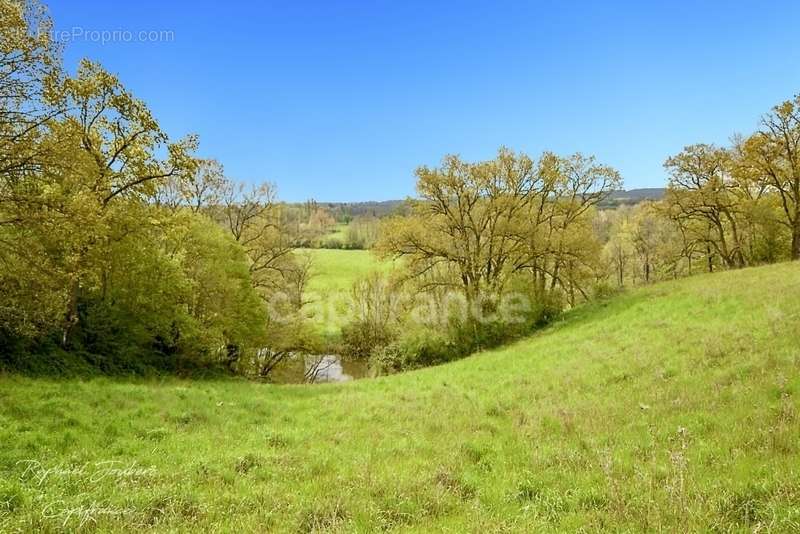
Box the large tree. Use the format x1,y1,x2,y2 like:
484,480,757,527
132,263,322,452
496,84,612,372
741,95,800,260
0,57,197,344
378,148,620,311
664,144,749,269
379,148,539,307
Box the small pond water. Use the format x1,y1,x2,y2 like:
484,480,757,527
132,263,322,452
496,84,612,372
269,354,371,384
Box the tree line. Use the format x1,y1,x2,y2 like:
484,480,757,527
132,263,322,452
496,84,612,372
340,102,800,371
598,102,800,287
0,1,314,374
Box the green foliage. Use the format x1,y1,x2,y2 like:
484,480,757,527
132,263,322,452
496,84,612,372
167,214,269,361
341,271,565,374
378,148,619,322
343,215,380,249
340,273,400,359
0,212,270,375
2,0,798,388
0,2,312,376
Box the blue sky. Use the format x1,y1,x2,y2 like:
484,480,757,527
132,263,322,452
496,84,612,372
47,0,800,202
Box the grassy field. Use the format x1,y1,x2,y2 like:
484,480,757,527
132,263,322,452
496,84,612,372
302,249,390,296
300,248,394,336
1,263,799,531
325,223,348,245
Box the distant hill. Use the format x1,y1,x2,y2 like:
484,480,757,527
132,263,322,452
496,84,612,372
316,200,406,220
599,187,666,208
305,189,666,220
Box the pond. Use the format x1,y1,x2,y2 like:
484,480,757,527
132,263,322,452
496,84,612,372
269,354,372,384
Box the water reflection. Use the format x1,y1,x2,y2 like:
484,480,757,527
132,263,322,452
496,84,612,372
270,354,371,384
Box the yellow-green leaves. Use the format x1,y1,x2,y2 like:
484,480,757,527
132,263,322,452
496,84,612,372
378,148,621,309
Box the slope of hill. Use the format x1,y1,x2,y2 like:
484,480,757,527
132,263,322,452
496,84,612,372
1,263,798,531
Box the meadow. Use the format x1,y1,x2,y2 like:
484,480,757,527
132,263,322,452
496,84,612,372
300,248,395,336
325,223,349,245
1,262,798,532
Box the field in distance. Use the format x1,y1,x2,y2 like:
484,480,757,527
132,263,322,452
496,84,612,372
300,248,394,335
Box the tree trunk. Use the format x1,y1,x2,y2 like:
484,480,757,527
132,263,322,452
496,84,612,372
567,260,575,307
61,279,80,348
550,260,560,291
792,220,800,260
707,245,714,273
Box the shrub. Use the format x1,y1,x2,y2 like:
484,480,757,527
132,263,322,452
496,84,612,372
593,281,622,300
341,319,395,359
369,289,564,374
340,273,403,359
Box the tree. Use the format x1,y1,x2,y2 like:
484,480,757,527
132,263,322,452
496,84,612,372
664,144,748,269
345,215,380,249
378,148,621,313
0,1,318,374
218,179,298,293
0,0,61,185
602,206,634,287
630,203,662,283
53,60,197,344
379,148,539,309
0,56,197,346
167,214,268,367
522,152,621,303
0,0,66,337
155,158,225,213
341,273,402,359
741,95,800,260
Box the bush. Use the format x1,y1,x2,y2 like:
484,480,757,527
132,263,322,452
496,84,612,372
370,342,415,374
320,237,344,249
369,290,564,375
369,329,453,374
341,319,395,359
593,281,622,300
340,273,403,359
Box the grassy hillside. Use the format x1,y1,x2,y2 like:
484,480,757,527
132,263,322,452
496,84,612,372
1,263,799,531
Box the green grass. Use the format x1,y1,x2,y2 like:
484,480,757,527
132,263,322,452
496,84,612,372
303,248,389,295
300,248,394,335
2,263,800,531
325,223,349,244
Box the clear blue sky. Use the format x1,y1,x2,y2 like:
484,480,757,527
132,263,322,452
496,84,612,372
47,0,800,202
